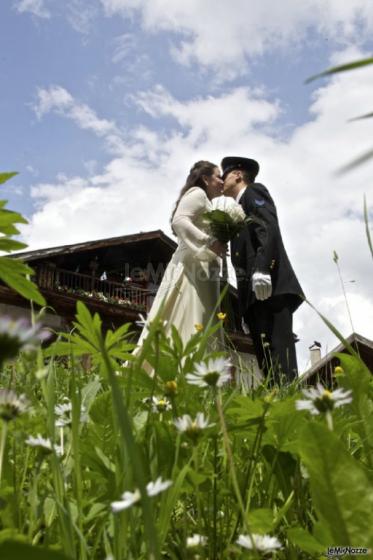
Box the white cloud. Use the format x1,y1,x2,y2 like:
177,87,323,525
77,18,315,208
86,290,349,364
32,85,121,140
66,1,99,35
100,0,373,78
14,0,50,18
23,50,373,370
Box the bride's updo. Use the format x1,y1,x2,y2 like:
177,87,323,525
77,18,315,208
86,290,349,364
170,160,217,231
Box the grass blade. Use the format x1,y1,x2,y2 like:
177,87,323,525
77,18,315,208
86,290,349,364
305,57,373,83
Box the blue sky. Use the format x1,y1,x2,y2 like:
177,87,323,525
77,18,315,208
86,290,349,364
1,0,373,369
2,0,343,213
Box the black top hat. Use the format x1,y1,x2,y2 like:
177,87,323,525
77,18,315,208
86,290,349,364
221,156,260,180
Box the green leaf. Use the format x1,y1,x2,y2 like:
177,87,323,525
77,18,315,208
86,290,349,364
298,422,373,547
0,172,18,185
0,207,28,232
0,257,46,305
0,540,71,560
43,497,57,528
287,527,325,554
264,397,304,451
226,395,263,421
306,57,373,83
0,238,28,253
246,508,274,534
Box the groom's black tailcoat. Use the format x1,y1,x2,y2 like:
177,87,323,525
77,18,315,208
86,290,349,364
231,182,304,383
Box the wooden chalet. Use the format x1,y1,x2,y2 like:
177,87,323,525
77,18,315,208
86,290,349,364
1,230,255,355
300,332,373,387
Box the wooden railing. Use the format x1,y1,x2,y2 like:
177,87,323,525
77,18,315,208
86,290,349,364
36,265,153,311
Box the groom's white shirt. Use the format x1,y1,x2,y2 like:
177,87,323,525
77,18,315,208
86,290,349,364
236,187,246,204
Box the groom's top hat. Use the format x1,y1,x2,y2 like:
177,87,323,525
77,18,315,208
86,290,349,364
221,156,259,180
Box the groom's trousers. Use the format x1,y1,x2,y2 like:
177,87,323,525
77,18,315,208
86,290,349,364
243,295,298,384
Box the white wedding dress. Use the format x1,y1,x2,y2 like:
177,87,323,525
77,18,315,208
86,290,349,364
136,186,221,349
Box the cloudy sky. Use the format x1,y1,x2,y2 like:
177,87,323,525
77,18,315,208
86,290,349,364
1,0,373,371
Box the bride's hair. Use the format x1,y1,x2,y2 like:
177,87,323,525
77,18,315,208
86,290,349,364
170,160,217,232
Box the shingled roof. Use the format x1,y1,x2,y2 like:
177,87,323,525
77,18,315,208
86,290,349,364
12,229,177,262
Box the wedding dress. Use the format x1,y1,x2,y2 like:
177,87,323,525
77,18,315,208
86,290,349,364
136,186,221,349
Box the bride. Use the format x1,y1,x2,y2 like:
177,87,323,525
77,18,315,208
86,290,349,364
135,160,226,352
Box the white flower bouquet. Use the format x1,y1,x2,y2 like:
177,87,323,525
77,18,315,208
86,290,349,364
203,198,248,243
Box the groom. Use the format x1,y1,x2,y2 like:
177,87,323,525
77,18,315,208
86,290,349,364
222,156,304,384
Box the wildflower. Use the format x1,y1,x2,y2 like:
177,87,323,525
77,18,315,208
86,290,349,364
333,366,344,377
295,383,352,415
217,312,226,321
237,533,282,552
55,401,72,427
54,399,88,427
174,413,214,439
187,534,207,547
111,477,172,513
0,318,50,363
146,477,172,497
135,313,147,328
165,380,177,395
194,323,204,332
0,389,29,422
186,357,231,388
143,396,172,413
26,434,62,455
111,489,141,512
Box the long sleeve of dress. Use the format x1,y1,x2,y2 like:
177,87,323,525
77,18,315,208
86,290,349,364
172,187,218,261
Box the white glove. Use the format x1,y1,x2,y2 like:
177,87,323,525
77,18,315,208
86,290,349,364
252,271,272,301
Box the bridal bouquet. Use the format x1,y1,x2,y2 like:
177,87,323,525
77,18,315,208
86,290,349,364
203,198,248,243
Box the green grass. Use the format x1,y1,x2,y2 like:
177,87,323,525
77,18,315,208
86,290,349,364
1,303,372,559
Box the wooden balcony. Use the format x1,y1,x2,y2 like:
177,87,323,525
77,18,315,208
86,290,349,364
36,265,153,312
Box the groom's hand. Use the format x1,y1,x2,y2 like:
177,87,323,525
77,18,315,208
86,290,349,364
252,271,272,301
210,240,228,257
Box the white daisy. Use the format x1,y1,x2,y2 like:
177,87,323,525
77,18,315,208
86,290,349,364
144,396,172,413
0,389,29,422
174,413,214,437
111,489,141,512
295,383,352,415
0,317,50,365
186,357,232,388
135,313,147,328
146,477,172,497
237,533,282,552
26,434,62,455
187,534,207,547
111,477,172,513
54,400,87,427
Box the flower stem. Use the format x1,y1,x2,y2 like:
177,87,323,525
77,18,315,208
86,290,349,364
326,411,334,431
215,390,260,559
0,421,8,486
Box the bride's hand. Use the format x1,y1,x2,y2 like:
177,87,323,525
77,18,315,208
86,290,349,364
210,240,228,257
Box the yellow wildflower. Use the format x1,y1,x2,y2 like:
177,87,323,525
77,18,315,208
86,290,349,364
165,380,177,395
194,323,204,332
217,312,227,321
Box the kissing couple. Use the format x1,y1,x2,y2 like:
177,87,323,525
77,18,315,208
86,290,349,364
136,157,304,384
